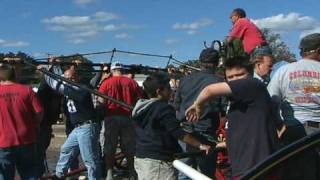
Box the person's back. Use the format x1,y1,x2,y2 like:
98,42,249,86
99,75,142,116
98,62,143,180
0,64,43,180
175,48,223,179
0,83,42,147
268,59,320,125
230,18,266,54
228,8,267,55
267,32,320,180
176,71,223,131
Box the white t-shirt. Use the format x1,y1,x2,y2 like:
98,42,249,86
268,59,320,125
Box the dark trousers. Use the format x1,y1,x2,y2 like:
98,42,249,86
179,132,217,179
0,143,39,180
36,123,53,176
104,116,136,175
280,124,319,180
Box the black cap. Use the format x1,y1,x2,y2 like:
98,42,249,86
199,48,220,64
299,33,320,52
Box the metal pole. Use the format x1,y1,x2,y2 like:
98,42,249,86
173,160,212,180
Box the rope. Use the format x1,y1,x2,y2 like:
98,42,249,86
115,49,171,59
21,48,200,71
34,50,114,61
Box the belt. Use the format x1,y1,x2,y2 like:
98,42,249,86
74,120,95,127
305,121,320,128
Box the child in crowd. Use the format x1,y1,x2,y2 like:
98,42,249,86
186,57,280,178
132,73,211,180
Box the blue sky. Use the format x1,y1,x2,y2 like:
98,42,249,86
0,0,319,67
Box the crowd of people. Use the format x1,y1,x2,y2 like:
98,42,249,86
0,8,319,180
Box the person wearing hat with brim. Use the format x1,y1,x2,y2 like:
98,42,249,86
267,33,320,180
174,48,224,179
98,61,144,180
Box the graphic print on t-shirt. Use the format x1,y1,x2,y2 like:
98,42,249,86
288,70,320,104
67,99,77,113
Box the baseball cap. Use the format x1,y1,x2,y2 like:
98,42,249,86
110,61,124,70
299,33,320,53
199,48,220,64
252,46,273,60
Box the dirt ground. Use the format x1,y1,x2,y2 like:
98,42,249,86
46,124,67,173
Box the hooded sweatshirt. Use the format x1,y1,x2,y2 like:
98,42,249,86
132,98,186,161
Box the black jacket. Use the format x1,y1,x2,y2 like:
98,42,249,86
174,69,224,132
132,99,186,161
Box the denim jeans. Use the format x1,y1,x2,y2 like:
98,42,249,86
0,143,39,180
55,122,102,180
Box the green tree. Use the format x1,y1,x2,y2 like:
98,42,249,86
261,28,296,62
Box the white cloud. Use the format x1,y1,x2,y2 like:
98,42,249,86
252,13,320,37
93,12,118,22
172,18,213,35
173,18,213,30
74,0,96,6
69,30,98,38
187,30,197,35
165,38,179,45
104,24,121,31
43,16,91,26
300,27,320,38
0,39,29,47
114,33,130,39
43,11,141,44
103,24,143,31
68,38,86,44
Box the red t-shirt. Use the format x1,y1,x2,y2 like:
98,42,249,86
228,18,266,54
99,76,143,116
0,83,43,148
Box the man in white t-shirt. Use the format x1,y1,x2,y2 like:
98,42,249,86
268,33,320,134
268,33,320,180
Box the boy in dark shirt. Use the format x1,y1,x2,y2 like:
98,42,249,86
132,73,211,180
186,57,280,178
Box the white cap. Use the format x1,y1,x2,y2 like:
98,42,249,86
110,61,124,70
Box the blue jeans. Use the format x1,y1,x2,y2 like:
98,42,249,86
56,122,102,180
0,143,39,180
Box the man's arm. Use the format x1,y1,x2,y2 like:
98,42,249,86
42,66,65,94
227,20,244,43
180,134,211,154
159,105,211,154
186,82,232,122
